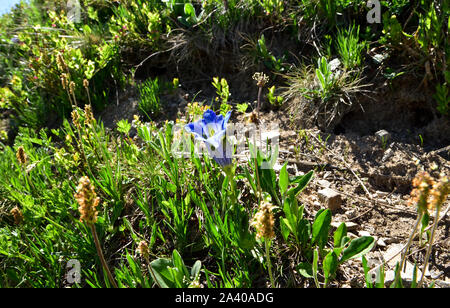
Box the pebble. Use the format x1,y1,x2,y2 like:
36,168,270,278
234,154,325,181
318,188,342,211
331,221,358,231
317,179,331,188
375,129,391,143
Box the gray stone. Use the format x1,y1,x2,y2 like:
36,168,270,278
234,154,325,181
375,130,391,143
331,221,358,231
317,179,331,188
318,188,342,211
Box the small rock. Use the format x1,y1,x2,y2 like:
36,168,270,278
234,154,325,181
377,238,387,247
273,163,283,172
358,230,372,237
331,221,358,231
318,188,342,211
329,58,341,71
286,164,297,175
382,148,394,162
384,261,422,287
317,179,331,188
345,209,357,219
375,130,391,144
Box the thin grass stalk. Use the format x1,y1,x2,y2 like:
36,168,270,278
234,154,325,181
265,239,275,287
418,205,441,288
89,223,118,288
394,212,422,286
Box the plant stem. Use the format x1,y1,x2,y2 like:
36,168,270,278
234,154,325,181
394,211,422,287
418,205,441,288
265,238,275,288
257,86,262,116
144,256,163,288
224,166,237,205
89,223,118,288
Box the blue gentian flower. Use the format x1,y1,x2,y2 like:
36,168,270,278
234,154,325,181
185,109,233,168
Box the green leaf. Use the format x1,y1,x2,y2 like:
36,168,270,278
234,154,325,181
287,170,313,197
340,236,375,263
280,218,291,241
297,262,313,278
361,255,373,288
333,222,347,248
297,218,311,248
191,260,202,280
150,258,174,288
279,162,289,196
184,3,196,18
172,249,189,279
323,251,338,286
311,209,332,250
313,248,320,288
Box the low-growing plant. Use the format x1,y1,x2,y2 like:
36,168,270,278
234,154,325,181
138,77,162,119
150,249,202,288
257,35,286,72
336,24,366,70
267,85,283,107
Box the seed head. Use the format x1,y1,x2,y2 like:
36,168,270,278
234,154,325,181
10,206,23,225
408,171,436,213
429,173,450,210
84,104,94,126
75,176,100,224
71,109,80,128
56,53,67,71
60,73,68,89
252,72,269,88
251,201,275,240
16,146,27,165
69,81,76,95
83,79,89,89
137,240,149,259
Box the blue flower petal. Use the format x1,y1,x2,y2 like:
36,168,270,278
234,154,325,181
185,109,233,168
202,109,217,125
185,121,207,141
222,111,231,130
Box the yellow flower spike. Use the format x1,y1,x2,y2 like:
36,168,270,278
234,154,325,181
16,146,27,165
428,174,450,210
75,176,100,224
137,240,149,259
251,201,275,240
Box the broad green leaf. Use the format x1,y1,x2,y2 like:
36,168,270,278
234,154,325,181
333,222,347,248
172,250,189,278
280,218,291,240
323,251,338,285
297,262,313,278
191,260,202,280
287,170,314,197
279,162,289,196
361,255,373,288
297,218,311,247
150,258,174,288
311,209,332,250
184,3,196,18
340,236,375,263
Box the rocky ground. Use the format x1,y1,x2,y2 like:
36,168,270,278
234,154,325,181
98,80,450,288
